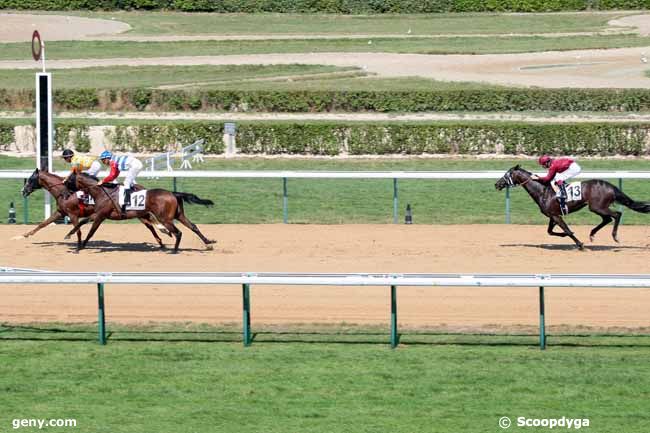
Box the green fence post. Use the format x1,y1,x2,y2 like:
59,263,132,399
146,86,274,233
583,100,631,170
283,178,288,224
539,286,546,350
393,178,398,224
505,186,511,224
390,285,398,348
173,177,177,193
23,195,29,224
97,283,106,345
242,283,251,346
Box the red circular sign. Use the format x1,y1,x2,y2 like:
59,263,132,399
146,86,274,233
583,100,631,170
31,30,42,61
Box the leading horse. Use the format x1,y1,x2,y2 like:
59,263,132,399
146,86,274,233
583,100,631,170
64,172,215,252
20,169,166,249
495,165,650,249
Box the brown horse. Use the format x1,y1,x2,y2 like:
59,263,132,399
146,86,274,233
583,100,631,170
21,169,167,249
495,165,650,249
64,172,215,252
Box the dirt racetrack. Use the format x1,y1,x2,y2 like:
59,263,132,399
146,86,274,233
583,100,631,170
2,224,650,330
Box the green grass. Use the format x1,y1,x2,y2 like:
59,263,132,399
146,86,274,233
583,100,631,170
0,322,649,433
4,156,650,225
3,34,650,60
0,64,361,89
60,11,626,36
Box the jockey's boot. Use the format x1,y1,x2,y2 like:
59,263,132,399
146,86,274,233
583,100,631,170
121,188,132,218
558,183,569,214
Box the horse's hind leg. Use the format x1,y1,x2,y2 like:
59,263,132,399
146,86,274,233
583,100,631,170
552,215,584,250
162,222,182,252
547,219,568,237
589,214,612,242
139,218,165,249
176,212,215,248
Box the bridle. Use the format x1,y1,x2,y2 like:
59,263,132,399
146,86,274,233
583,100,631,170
503,170,531,188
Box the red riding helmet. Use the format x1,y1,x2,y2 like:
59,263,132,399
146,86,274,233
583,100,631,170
538,155,552,166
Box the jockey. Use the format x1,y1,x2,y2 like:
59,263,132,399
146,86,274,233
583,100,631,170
62,148,101,179
97,150,143,212
532,155,582,215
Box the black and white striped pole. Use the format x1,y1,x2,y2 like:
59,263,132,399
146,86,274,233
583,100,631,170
33,30,53,218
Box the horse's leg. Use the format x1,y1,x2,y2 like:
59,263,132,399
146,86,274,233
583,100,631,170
552,215,584,250
68,214,83,249
139,218,165,249
64,217,92,240
588,214,612,242
176,212,215,247
611,210,623,243
17,210,62,239
80,216,107,249
546,218,568,237
162,221,182,252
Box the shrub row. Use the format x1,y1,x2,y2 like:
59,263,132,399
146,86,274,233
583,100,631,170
1,0,647,12
4,88,650,113
2,120,649,156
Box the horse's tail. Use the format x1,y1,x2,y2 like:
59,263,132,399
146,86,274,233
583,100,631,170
173,192,214,207
614,188,650,213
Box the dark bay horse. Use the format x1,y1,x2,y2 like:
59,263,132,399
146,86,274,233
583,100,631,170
65,172,215,252
21,169,167,249
495,165,650,249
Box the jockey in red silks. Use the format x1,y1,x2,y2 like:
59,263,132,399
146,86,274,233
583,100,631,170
532,155,582,215
97,150,143,215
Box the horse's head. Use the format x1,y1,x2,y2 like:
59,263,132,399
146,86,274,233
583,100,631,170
495,165,532,190
22,169,41,197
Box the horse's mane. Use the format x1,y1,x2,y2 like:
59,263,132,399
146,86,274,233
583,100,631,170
79,172,99,181
513,165,532,175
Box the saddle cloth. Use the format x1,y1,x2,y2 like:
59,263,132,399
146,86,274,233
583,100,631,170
118,186,147,210
563,181,582,202
75,191,95,205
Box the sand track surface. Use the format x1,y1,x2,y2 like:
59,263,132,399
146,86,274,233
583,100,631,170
1,224,649,328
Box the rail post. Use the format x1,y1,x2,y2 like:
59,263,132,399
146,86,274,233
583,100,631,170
97,283,106,345
390,285,398,348
539,286,546,350
393,178,398,224
172,176,177,193
282,177,288,224
242,283,251,346
505,186,511,224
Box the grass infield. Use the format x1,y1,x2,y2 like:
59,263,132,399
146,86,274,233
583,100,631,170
0,322,649,433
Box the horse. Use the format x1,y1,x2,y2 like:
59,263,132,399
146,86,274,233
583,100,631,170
64,172,216,252
495,165,650,250
20,168,167,250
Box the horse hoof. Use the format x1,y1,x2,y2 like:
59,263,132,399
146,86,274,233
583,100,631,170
614,236,620,243
206,244,214,251
589,235,594,242
577,243,585,251
64,235,71,240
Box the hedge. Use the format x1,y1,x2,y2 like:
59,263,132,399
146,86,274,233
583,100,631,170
0,0,647,12
2,120,649,156
4,88,650,112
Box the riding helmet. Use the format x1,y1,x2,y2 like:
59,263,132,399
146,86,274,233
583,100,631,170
99,150,112,160
62,149,74,158
538,155,552,166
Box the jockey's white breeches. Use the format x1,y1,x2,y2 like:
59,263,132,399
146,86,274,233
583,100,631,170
84,160,102,177
123,159,143,189
554,162,581,184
